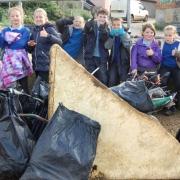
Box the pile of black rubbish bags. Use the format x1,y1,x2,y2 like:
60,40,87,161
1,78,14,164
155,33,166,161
0,77,101,180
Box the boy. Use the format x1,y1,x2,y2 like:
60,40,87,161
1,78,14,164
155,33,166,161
56,16,85,65
159,25,180,114
107,17,131,87
84,8,109,86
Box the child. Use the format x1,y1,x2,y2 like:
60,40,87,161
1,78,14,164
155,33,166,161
0,6,33,92
28,8,62,82
159,25,180,114
108,17,131,87
56,16,85,65
84,8,109,86
131,23,162,76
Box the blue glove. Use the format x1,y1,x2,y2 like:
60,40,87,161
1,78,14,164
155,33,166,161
110,28,125,37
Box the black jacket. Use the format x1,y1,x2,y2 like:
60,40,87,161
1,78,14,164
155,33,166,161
109,33,131,67
84,20,110,61
29,23,62,72
56,18,73,44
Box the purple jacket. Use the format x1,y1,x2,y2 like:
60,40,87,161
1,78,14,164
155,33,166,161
131,38,162,71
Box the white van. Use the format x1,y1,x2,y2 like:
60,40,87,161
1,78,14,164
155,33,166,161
110,0,149,22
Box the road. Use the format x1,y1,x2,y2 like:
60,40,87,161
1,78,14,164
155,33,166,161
124,18,163,37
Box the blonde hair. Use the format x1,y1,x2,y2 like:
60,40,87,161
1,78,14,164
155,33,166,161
34,8,48,22
164,25,177,34
74,16,84,23
8,6,24,24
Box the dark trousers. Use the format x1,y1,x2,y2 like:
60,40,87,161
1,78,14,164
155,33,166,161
158,66,180,91
18,76,29,94
85,56,108,86
158,66,180,109
35,71,49,83
108,61,129,87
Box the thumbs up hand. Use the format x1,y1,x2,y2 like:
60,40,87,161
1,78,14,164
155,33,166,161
172,48,177,56
146,48,154,56
40,27,48,37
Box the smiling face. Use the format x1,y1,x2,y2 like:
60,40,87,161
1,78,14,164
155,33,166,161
34,10,47,26
142,27,155,41
96,13,108,25
73,16,84,29
112,19,122,29
164,30,176,44
9,10,22,28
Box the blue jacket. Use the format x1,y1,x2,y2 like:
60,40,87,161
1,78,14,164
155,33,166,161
162,41,180,68
0,26,30,50
29,23,62,72
131,38,162,71
84,20,109,61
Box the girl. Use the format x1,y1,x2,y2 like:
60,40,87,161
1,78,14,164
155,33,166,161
159,25,180,114
131,23,162,75
28,8,62,82
0,6,33,92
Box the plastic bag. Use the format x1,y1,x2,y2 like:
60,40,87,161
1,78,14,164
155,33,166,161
21,104,101,180
0,91,34,180
31,76,49,100
111,80,154,112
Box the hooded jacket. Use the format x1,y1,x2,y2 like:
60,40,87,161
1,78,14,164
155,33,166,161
29,23,62,72
131,38,162,71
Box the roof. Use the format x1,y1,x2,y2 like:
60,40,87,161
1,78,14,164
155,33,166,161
141,0,157,2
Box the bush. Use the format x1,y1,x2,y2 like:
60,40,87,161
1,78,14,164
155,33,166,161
154,22,165,31
61,8,91,21
0,6,8,25
0,1,91,26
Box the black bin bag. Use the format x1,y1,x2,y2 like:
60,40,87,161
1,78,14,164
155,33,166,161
21,104,101,180
111,80,154,112
31,76,49,100
0,92,34,180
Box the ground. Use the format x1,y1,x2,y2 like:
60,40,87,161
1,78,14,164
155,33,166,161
155,110,180,137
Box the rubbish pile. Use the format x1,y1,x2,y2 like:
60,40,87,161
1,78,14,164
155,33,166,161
0,79,100,180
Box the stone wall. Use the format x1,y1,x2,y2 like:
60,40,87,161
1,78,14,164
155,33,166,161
156,7,180,24
156,0,180,32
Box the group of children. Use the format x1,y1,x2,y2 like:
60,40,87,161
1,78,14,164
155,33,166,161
0,6,62,93
0,6,180,114
56,8,131,87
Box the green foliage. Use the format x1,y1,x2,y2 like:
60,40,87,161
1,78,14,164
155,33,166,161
0,6,8,26
0,1,91,26
73,9,91,21
154,22,165,31
23,1,61,22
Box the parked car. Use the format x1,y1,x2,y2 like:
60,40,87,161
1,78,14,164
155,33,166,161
110,0,149,22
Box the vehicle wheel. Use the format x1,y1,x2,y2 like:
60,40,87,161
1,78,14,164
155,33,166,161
143,15,148,22
131,15,134,22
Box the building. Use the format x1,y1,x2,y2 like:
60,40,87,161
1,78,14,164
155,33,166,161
141,0,157,18
88,0,157,18
156,0,180,33
88,0,111,11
